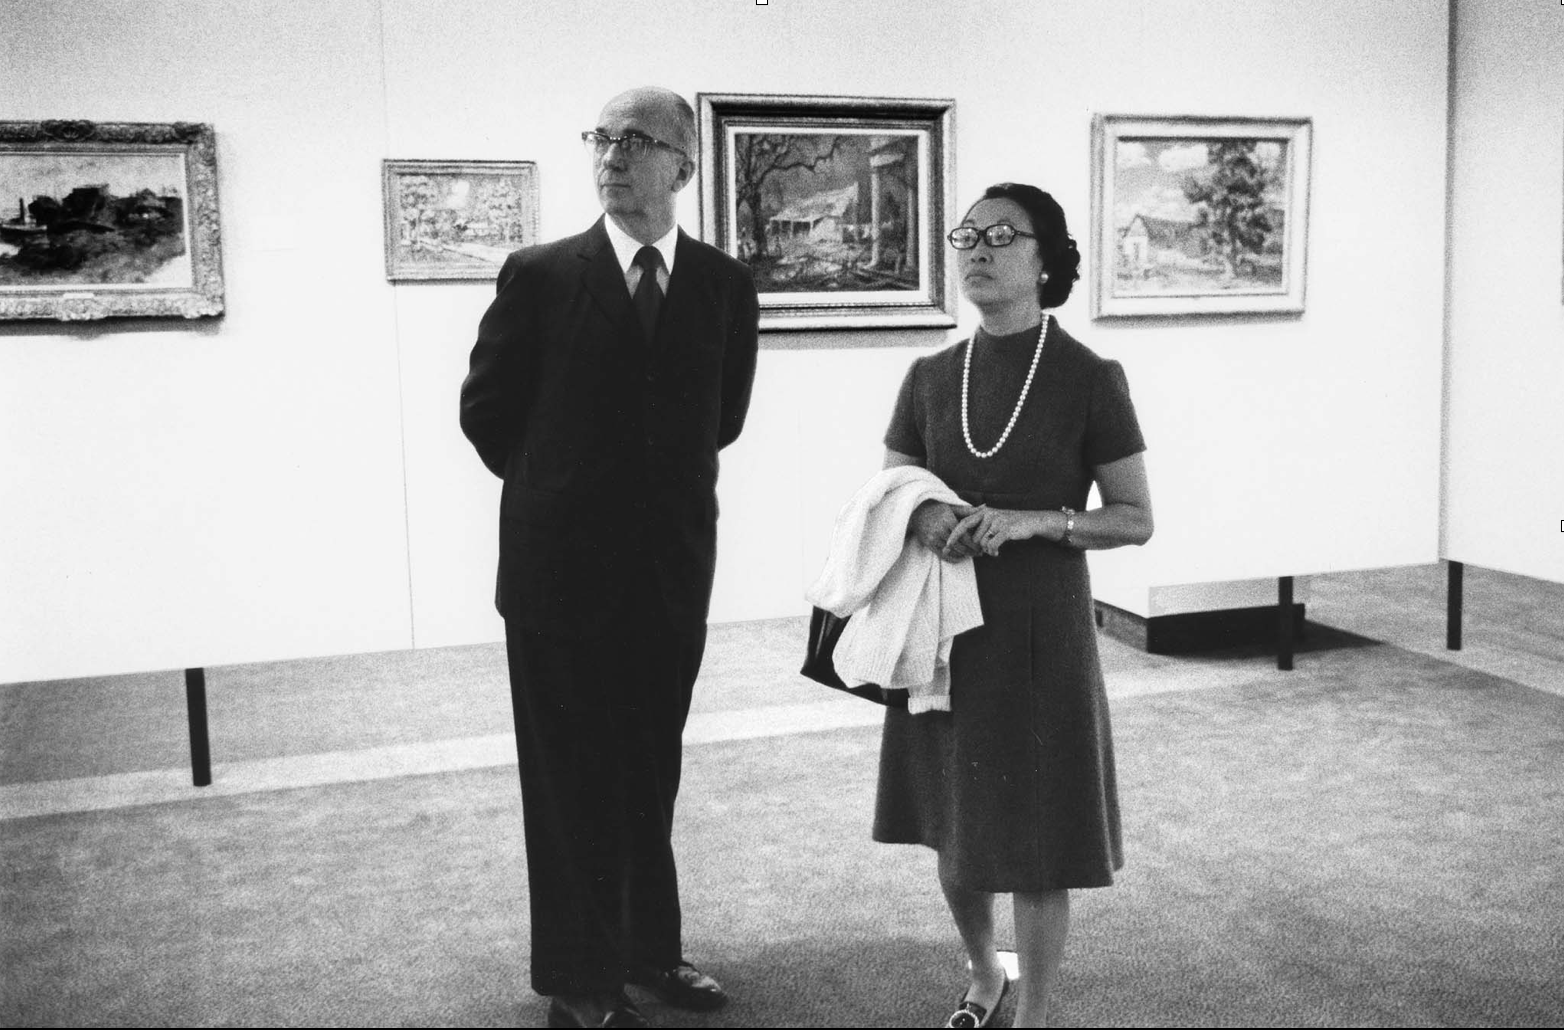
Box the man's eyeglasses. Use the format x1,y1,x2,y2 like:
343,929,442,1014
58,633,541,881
947,224,1037,250
581,131,687,161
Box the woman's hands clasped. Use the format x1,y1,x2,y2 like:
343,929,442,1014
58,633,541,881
950,505,1037,557
909,501,982,561
910,501,1040,560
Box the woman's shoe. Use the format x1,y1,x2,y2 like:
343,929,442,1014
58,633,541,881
943,975,1009,1028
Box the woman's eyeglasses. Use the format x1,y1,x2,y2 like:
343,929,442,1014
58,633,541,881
581,131,687,160
947,224,1037,250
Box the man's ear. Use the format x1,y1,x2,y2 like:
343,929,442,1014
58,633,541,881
671,157,695,194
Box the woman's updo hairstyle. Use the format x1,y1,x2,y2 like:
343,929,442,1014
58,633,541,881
979,182,1081,308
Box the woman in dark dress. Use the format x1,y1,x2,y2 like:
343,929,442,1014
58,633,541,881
873,183,1153,1028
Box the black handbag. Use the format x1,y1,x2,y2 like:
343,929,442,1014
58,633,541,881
800,607,908,708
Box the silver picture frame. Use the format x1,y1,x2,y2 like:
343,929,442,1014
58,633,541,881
0,120,224,321
382,159,539,282
1090,114,1313,319
698,92,956,332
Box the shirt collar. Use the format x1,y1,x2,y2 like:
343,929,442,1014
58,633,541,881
603,216,679,277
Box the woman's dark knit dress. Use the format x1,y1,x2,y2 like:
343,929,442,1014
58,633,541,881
872,318,1145,891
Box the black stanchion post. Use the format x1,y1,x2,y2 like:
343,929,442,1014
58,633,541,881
1447,560,1464,651
185,667,212,787
1278,576,1295,671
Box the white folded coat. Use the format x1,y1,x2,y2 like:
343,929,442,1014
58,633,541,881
805,466,984,713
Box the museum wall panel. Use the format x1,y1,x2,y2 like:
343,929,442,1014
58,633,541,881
1,0,414,680
2,0,1456,678
1444,0,1564,585
1072,2,1451,613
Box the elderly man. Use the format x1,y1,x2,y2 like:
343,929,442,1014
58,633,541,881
460,86,759,1028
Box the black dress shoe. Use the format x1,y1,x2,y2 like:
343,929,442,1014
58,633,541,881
943,976,1009,1029
545,993,649,1028
627,961,729,1012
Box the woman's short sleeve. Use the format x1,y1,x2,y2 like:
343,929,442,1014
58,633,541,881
1083,359,1146,468
883,358,926,458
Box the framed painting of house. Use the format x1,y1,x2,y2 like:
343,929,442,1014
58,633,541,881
382,159,538,282
0,120,224,321
1090,115,1313,319
697,93,956,332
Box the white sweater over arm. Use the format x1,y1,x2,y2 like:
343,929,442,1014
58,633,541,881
805,466,984,713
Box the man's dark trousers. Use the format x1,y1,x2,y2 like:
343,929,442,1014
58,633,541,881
504,558,706,994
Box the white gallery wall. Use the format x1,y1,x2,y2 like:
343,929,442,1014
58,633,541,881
2,0,1455,682
1,1,415,682
1444,0,1564,586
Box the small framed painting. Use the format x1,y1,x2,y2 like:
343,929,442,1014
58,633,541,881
382,159,539,282
1091,115,1313,318
0,120,224,321
697,92,956,331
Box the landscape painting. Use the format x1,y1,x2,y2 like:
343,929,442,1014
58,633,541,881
699,93,955,332
1091,115,1312,318
382,160,538,282
0,153,191,286
731,130,922,295
0,120,224,320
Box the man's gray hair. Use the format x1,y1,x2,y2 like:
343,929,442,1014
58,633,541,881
666,91,698,159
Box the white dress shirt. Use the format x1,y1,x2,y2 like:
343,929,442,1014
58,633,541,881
604,216,677,297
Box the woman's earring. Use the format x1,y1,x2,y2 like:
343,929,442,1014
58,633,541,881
1039,273,1050,284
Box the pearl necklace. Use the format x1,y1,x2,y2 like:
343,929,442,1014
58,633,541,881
961,315,1048,460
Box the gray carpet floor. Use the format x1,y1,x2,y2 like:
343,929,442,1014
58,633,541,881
3,564,1562,1027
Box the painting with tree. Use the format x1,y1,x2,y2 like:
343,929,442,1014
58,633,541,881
1090,115,1312,318
698,93,955,332
382,160,538,282
733,130,920,294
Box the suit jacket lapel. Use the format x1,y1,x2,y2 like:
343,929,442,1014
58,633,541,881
653,230,704,354
578,217,640,344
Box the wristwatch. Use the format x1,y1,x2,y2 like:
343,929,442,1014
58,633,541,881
1060,507,1077,547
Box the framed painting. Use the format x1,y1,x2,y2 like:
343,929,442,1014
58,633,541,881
1090,115,1313,318
0,120,224,321
697,93,956,331
382,159,538,282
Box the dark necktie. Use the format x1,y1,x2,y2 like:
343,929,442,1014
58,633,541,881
632,245,663,343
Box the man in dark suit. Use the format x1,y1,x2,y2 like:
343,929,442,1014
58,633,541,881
459,86,759,1029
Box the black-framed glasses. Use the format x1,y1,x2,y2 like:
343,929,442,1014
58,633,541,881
947,223,1037,250
581,130,687,160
